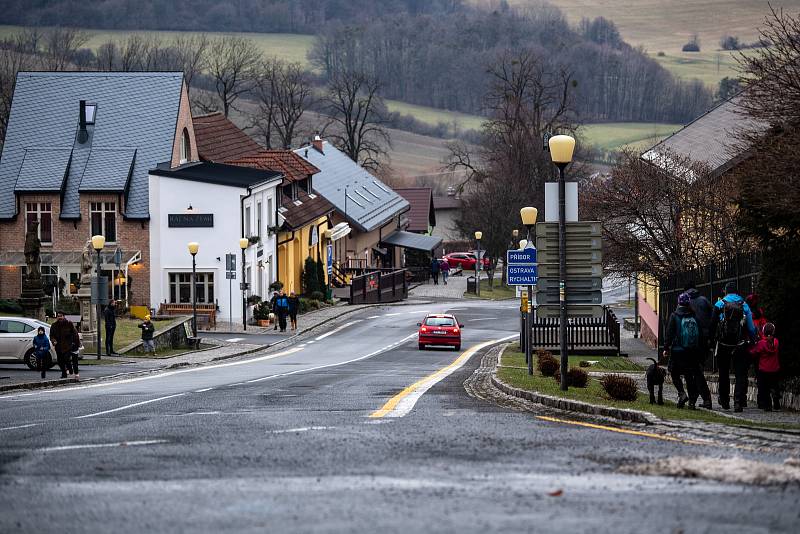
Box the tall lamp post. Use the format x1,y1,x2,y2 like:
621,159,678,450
188,242,199,337
474,231,482,296
91,234,105,360
548,134,576,391
518,237,528,359
239,238,249,331
520,207,538,376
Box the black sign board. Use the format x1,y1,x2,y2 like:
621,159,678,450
168,213,214,228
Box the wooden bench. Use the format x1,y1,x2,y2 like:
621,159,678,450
157,303,217,329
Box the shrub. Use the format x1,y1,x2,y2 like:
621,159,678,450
0,299,23,314
600,374,638,401
537,350,559,377
682,34,700,52
553,367,589,388
656,51,665,57
299,297,321,314
311,290,325,301
720,35,740,50
247,294,262,305
253,302,270,321
578,360,591,368
269,281,284,292
303,257,319,296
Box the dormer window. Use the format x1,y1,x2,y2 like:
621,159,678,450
298,177,311,194
84,103,96,124
180,128,190,164
282,182,296,201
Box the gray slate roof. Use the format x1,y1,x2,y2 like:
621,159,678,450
0,72,185,220
15,147,72,191
294,141,408,232
642,95,767,177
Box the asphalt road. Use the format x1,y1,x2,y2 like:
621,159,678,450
1,300,798,533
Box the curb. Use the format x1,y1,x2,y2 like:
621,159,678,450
0,376,79,393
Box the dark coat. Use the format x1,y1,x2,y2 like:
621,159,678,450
104,306,117,329
685,288,713,339
664,305,704,365
139,321,155,341
49,319,78,354
288,296,299,314
32,333,51,356
430,259,440,273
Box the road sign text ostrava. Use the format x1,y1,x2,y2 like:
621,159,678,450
506,246,538,286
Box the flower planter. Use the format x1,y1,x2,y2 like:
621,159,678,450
257,319,270,327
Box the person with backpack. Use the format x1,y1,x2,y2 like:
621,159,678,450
274,290,290,332
751,322,781,411
710,282,757,412
32,326,51,380
430,256,440,285
684,282,713,409
663,292,702,409
746,293,768,336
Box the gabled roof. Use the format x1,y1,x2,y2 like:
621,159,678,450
193,112,263,163
294,141,409,233
642,95,768,178
394,187,435,232
229,150,319,182
149,161,281,189
0,71,186,220
278,190,334,230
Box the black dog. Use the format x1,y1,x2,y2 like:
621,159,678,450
646,357,665,405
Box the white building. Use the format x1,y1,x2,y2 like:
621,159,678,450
148,162,281,324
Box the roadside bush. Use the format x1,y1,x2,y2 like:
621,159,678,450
311,290,325,301
600,374,638,401
536,350,559,377
578,360,591,367
57,297,80,315
553,367,589,388
299,298,321,314
0,299,23,314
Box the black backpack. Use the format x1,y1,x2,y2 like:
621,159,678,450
717,299,745,346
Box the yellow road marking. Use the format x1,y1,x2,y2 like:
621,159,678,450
535,415,708,445
370,337,510,418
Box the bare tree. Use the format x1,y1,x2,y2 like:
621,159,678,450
170,34,209,97
1,29,43,145
206,35,261,117
95,41,118,71
322,69,390,169
119,35,147,71
250,59,314,149
42,27,88,71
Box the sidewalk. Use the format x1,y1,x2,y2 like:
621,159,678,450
409,273,469,299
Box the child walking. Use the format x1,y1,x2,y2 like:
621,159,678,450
752,322,780,411
32,326,51,380
139,315,157,356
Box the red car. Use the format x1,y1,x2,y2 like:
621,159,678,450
418,314,464,351
443,252,490,271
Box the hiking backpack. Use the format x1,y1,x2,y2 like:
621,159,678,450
717,299,745,345
678,316,700,350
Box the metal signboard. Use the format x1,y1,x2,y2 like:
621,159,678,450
90,276,109,305
536,221,602,239
507,248,537,265
536,248,602,264
536,277,602,292
239,282,250,291
537,262,602,278
506,245,538,286
226,271,236,280
113,248,123,266
168,213,214,228
535,289,603,305
225,253,236,272
536,304,605,318
535,235,602,252
327,244,333,276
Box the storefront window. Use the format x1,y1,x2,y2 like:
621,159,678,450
169,272,214,304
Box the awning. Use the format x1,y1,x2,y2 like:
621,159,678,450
381,231,442,252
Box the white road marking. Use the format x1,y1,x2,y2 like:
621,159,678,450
367,315,381,319
307,340,316,344
39,440,168,452
468,317,497,322
226,337,245,342
74,393,187,419
383,313,403,317
245,332,418,384
406,310,429,314
0,423,40,431
447,308,468,311
194,388,213,393
268,426,333,434
314,320,362,341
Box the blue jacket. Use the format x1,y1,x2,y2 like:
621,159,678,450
712,294,756,341
32,333,51,356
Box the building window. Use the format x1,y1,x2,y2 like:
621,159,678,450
244,205,251,237
84,103,97,124
69,272,81,294
169,272,214,304
256,201,262,240
298,178,310,194
180,128,190,163
90,202,116,243
25,202,52,244
282,183,296,201
266,198,273,228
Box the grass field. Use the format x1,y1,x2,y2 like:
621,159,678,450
385,99,486,131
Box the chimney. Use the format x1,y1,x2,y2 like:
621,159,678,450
312,134,324,154
77,100,88,144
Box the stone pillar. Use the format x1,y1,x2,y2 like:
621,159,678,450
78,279,97,350
20,278,45,321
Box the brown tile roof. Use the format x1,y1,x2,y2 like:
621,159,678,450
394,187,435,232
279,191,334,230
229,150,319,182
193,112,263,163
433,195,462,210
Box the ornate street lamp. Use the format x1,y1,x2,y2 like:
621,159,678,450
91,234,105,360
187,242,199,337
474,230,482,296
520,207,538,375
548,134,575,391
239,237,249,331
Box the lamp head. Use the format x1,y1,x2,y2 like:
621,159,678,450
474,231,482,240
187,242,199,256
239,237,249,250
548,134,575,165
520,206,538,226
91,234,105,251
512,229,519,238
519,239,528,249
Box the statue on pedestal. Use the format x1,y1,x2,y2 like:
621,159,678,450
20,220,45,320
77,239,97,343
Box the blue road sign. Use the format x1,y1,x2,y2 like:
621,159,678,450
507,247,537,265
506,246,538,286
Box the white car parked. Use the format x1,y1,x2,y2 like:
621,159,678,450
0,316,59,369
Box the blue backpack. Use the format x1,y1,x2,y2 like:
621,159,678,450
677,316,700,350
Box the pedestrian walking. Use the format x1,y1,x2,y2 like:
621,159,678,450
440,258,450,285
269,290,279,331
275,290,289,332
710,282,757,412
430,257,440,285
751,322,781,411
288,291,300,331
684,282,713,408
746,293,768,335
139,315,156,356
104,299,117,356
663,293,702,409
32,326,51,380
49,311,79,379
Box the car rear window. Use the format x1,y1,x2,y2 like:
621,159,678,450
425,317,455,327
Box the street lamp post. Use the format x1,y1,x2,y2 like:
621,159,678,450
548,134,576,391
91,234,105,360
474,231,482,296
188,242,199,337
520,207,538,376
518,238,528,357
239,238,249,331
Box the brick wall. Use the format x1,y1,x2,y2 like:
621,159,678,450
0,193,151,306
170,82,199,167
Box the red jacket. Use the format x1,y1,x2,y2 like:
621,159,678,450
752,337,780,373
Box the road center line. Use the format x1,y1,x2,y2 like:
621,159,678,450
315,320,362,341
74,393,187,419
468,317,497,321
0,423,40,431
39,440,168,452
370,334,517,419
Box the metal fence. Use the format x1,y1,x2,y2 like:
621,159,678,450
530,306,621,356
657,251,762,352
350,269,408,305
